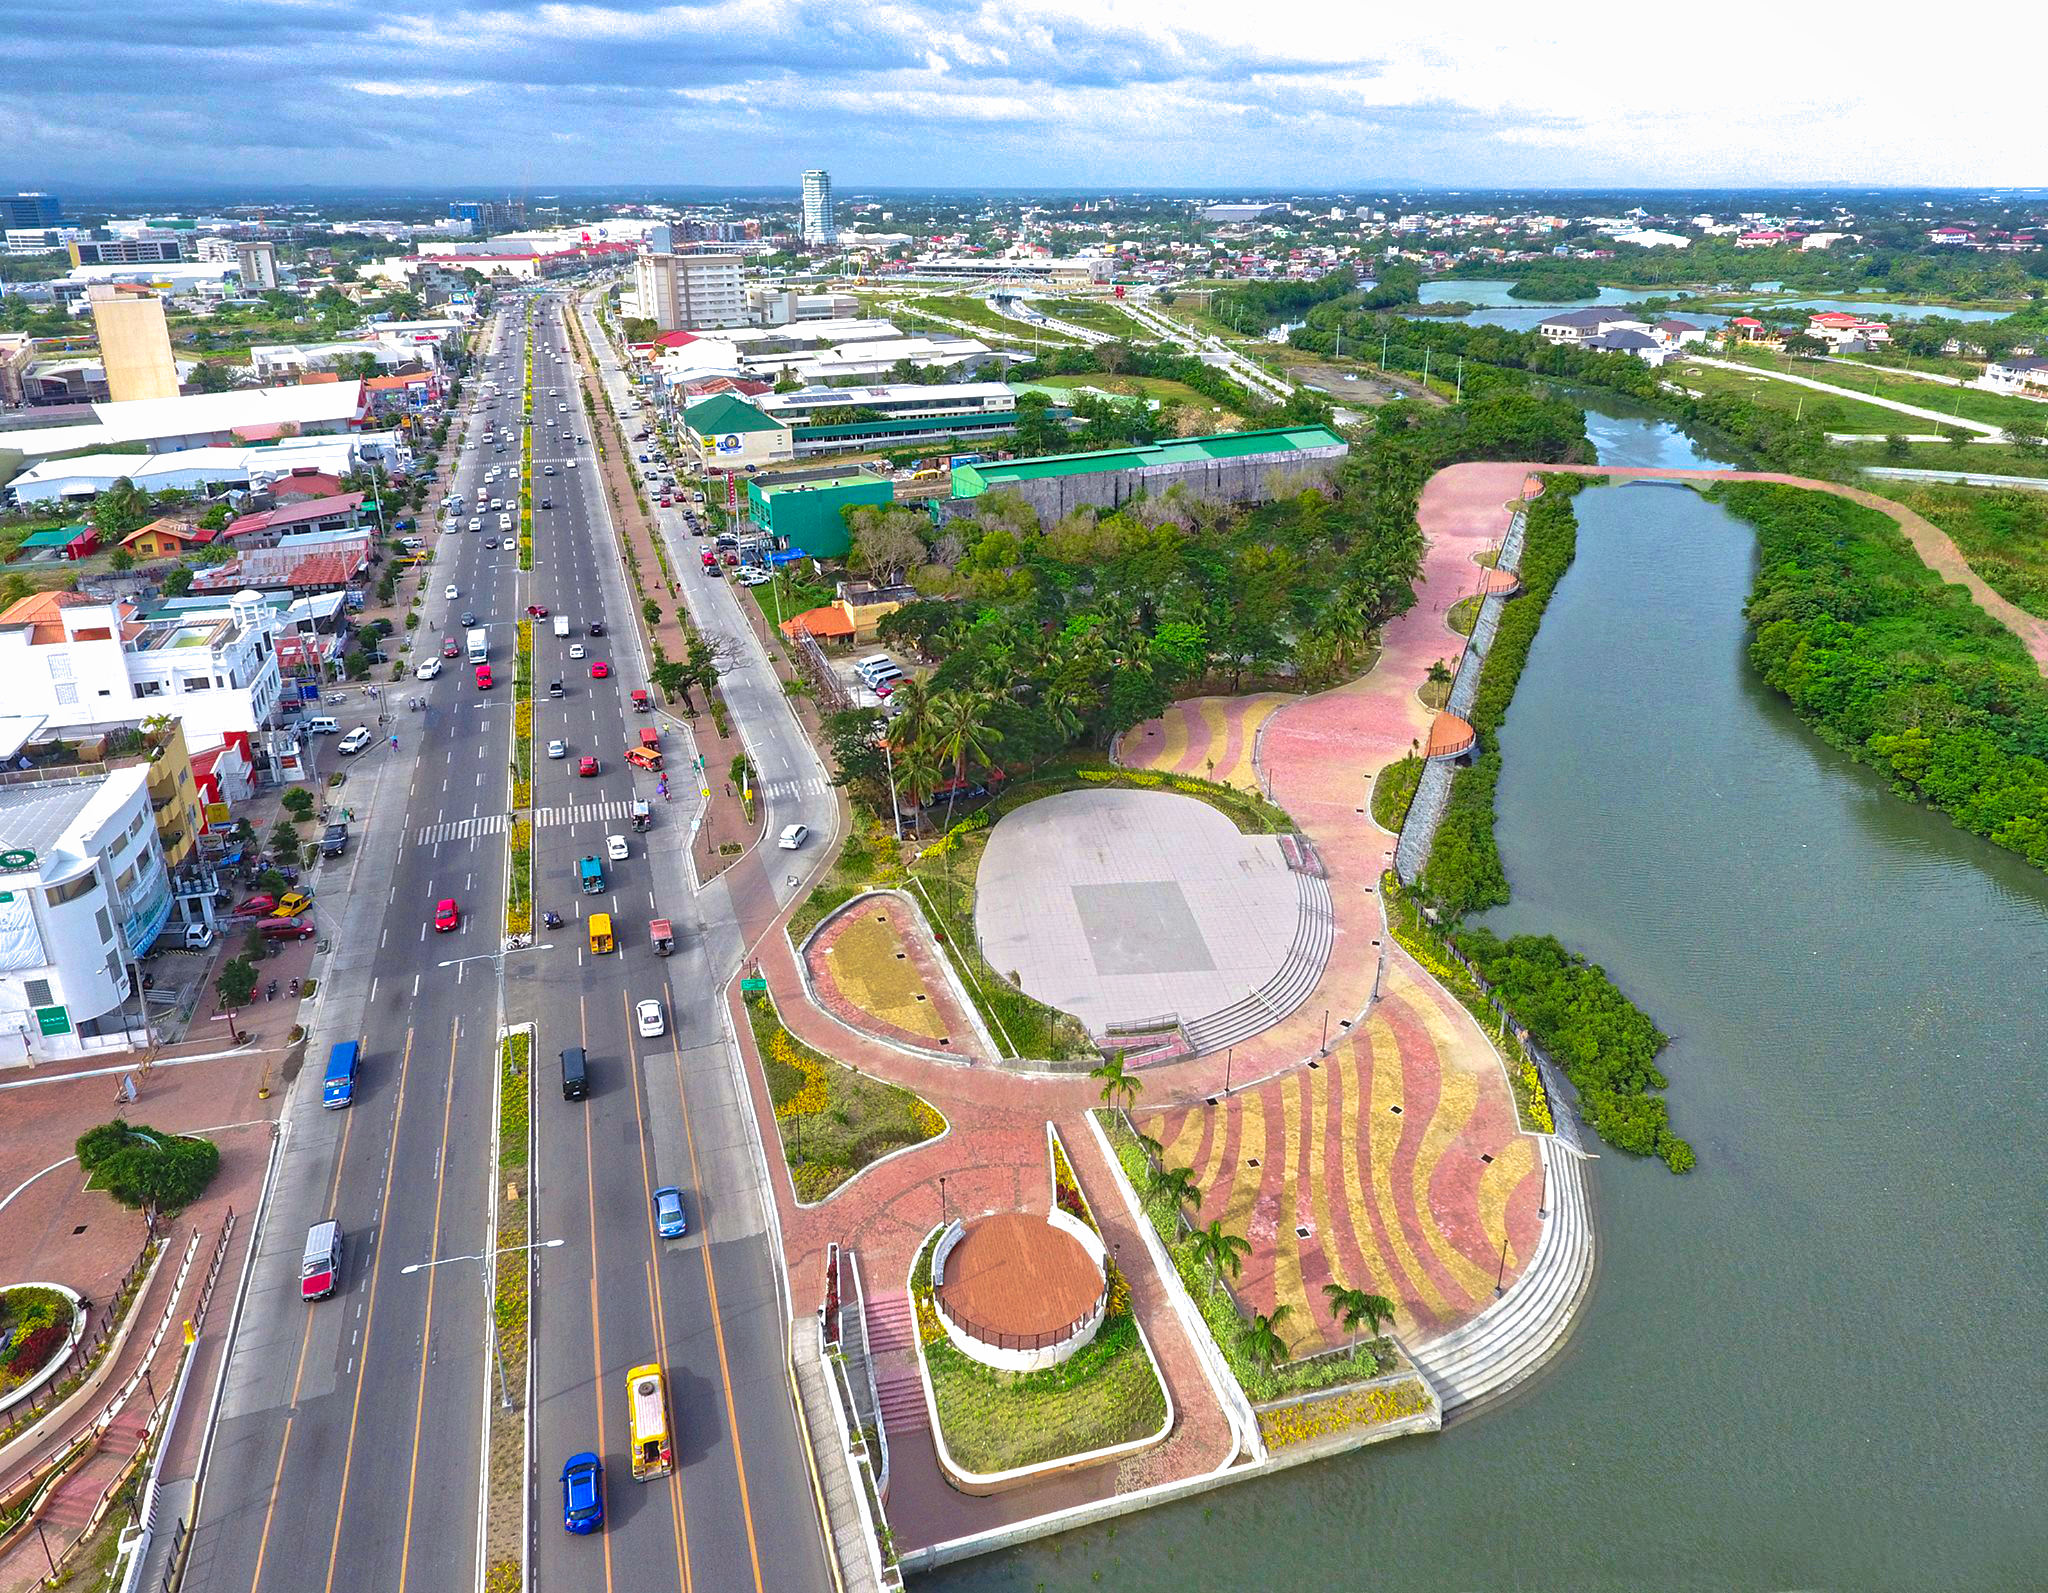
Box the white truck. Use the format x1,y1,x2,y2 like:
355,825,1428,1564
553,616,570,639
466,627,489,665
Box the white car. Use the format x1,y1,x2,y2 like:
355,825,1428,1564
736,568,772,587
490,498,504,512
467,516,483,531
567,460,578,470
415,657,443,680
569,643,586,659
547,739,567,759
636,999,665,1039
777,823,810,851
499,515,513,531
444,585,459,600
339,727,374,755
605,834,629,862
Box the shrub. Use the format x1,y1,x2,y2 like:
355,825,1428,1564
76,1119,221,1212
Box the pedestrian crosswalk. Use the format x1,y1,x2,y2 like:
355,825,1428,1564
414,814,511,847
535,798,640,829
761,777,830,801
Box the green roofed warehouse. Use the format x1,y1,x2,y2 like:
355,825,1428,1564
935,425,1349,526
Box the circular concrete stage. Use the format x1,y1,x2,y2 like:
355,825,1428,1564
938,1213,1100,1343
974,788,1306,1040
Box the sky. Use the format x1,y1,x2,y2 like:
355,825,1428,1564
5,0,2045,191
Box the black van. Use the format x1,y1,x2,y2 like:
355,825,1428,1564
560,1046,588,1100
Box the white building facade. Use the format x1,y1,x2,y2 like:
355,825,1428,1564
801,170,837,247
0,764,166,1064
633,251,747,331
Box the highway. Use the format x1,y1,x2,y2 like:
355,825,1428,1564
182,286,836,1593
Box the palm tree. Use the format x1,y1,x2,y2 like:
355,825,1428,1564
1191,1219,1250,1282
1144,1162,1201,1219
929,689,1003,830
1243,1306,1293,1370
893,742,941,836
888,675,935,751
1090,1051,1140,1113
1322,1284,1396,1347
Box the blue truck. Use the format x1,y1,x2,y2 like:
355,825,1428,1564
578,857,605,894
322,1040,361,1109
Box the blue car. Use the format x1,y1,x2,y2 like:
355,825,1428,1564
653,1186,687,1240
561,1452,603,1534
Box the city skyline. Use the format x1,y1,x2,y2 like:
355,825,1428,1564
4,0,2040,189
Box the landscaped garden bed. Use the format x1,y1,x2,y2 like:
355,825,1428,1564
910,1227,1167,1477
806,893,982,1058
744,993,945,1202
1254,1372,1438,1452
0,1285,78,1399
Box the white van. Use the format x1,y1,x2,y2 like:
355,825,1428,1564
553,616,570,639
306,716,340,735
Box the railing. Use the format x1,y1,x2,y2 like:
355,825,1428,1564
934,1282,1109,1355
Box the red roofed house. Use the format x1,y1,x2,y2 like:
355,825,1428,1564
121,518,219,558
1806,311,1891,349
223,491,365,548
362,371,437,417
260,468,347,503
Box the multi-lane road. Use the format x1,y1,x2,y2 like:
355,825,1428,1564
182,288,834,1593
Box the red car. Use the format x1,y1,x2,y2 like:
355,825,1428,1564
434,898,460,932
659,496,671,507
441,638,461,659
261,916,315,942
230,895,278,918
526,604,549,618
588,660,609,679
578,756,599,777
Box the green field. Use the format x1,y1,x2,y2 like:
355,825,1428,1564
894,294,1081,346
1028,371,1242,419
1836,440,2048,480
1881,481,2048,619
1714,348,2048,431
1676,361,1961,435
1044,298,1154,340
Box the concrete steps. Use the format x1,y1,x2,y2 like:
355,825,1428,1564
865,1291,915,1356
1410,1138,1594,1416
1182,870,1335,1058
873,1369,929,1435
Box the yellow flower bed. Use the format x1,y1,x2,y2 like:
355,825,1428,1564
909,1099,946,1139
1256,1377,1434,1450
913,1282,948,1347
831,915,945,1038
769,1030,829,1121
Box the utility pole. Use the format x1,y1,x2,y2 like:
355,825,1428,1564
1456,356,1464,403
1381,329,1388,371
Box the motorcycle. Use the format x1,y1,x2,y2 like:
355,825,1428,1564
542,910,563,931
265,979,278,1001
289,977,302,997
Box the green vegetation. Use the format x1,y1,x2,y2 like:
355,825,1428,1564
1890,484,2048,619
1507,265,1602,301
75,1119,220,1212
1453,929,1691,1172
1721,481,2048,869
1026,370,1242,419
788,809,902,943
1709,348,2048,433
0,1284,76,1393
1423,478,1590,916
498,1033,529,1172
894,292,1082,346
745,993,945,1201
1370,753,1424,833
912,1232,1164,1473
1041,297,1154,340
1837,439,2048,481
1212,268,1360,332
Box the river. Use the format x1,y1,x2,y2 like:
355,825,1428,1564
930,414,2047,1590
1416,278,1727,335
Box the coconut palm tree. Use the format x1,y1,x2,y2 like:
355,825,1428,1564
1322,1283,1396,1347
887,675,935,752
1090,1051,1140,1113
893,742,941,836
1191,1219,1251,1283
1144,1162,1202,1219
1243,1306,1293,1370
929,689,1004,830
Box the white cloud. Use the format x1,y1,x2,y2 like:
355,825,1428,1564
345,79,478,97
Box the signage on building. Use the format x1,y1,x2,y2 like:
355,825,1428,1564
716,434,744,456
204,803,231,827
0,848,37,870
34,1005,71,1037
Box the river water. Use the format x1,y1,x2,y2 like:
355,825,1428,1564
932,414,2047,1590
1416,278,1727,335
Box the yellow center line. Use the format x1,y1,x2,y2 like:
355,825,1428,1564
666,1009,768,1593
396,1022,462,1593
319,1025,418,1593
248,1049,365,1593
577,993,619,1593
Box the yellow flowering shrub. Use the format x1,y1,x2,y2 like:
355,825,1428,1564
1256,1377,1434,1450
913,1283,948,1347
909,1099,946,1140
770,1030,830,1121
1105,1260,1132,1321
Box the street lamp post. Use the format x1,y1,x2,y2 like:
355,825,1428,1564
402,1238,565,1409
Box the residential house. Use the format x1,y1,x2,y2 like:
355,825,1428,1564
189,530,370,595
222,491,365,548
1653,318,1709,349
1583,328,1674,366
1536,308,1654,347
1982,356,2048,396
120,518,219,559
1805,312,1892,350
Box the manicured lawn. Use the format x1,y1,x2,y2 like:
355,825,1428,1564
1836,440,2048,480
915,1232,1166,1474
744,571,836,632
1370,754,1424,832
1675,361,1944,435
1042,298,1155,340
1028,371,1240,417
744,993,944,1202
895,294,1081,345
1712,347,2048,431
1885,481,2048,619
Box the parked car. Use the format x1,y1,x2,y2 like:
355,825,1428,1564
339,727,374,755
319,824,349,858
261,916,316,942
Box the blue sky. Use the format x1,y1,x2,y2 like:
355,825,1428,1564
3,0,2038,190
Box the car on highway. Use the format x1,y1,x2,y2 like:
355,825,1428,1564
578,756,599,777
416,657,443,680
548,739,567,759
588,660,609,679
778,823,811,850
460,611,477,627
339,727,374,755
567,460,578,469
467,516,483,531
484,537,497,548
541,496,552,509
434,898,460,932
526,604,550,618
559,1453,604,1535
637,1000,666,1039
442,637,461,658
569,643,586,660
588,621,605,636
652,1185,686,1238
605,834,629,862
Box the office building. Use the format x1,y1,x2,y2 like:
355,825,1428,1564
236,241,279,291
87,285,180,403
69,236,186,266
448,200,523,238
0,761,167,1063
2,193,62,229
801,170,837,247
633,250,747,330
5,227,87,255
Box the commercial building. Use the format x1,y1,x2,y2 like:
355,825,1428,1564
746,286,857,325
0,382,371,476
5,433,373,506
747,467,895,558
88,285,181,403
682,392,795,470
802,170,837,248
2,193,62,229
449,200,521,236
70,236,186,266
0,762,166,1063
936,425,1350,526
236,241,279,291
0,589,286,758
634,250,747,331
6,227,87,255
917,256,1113,288
757,381,1065,457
